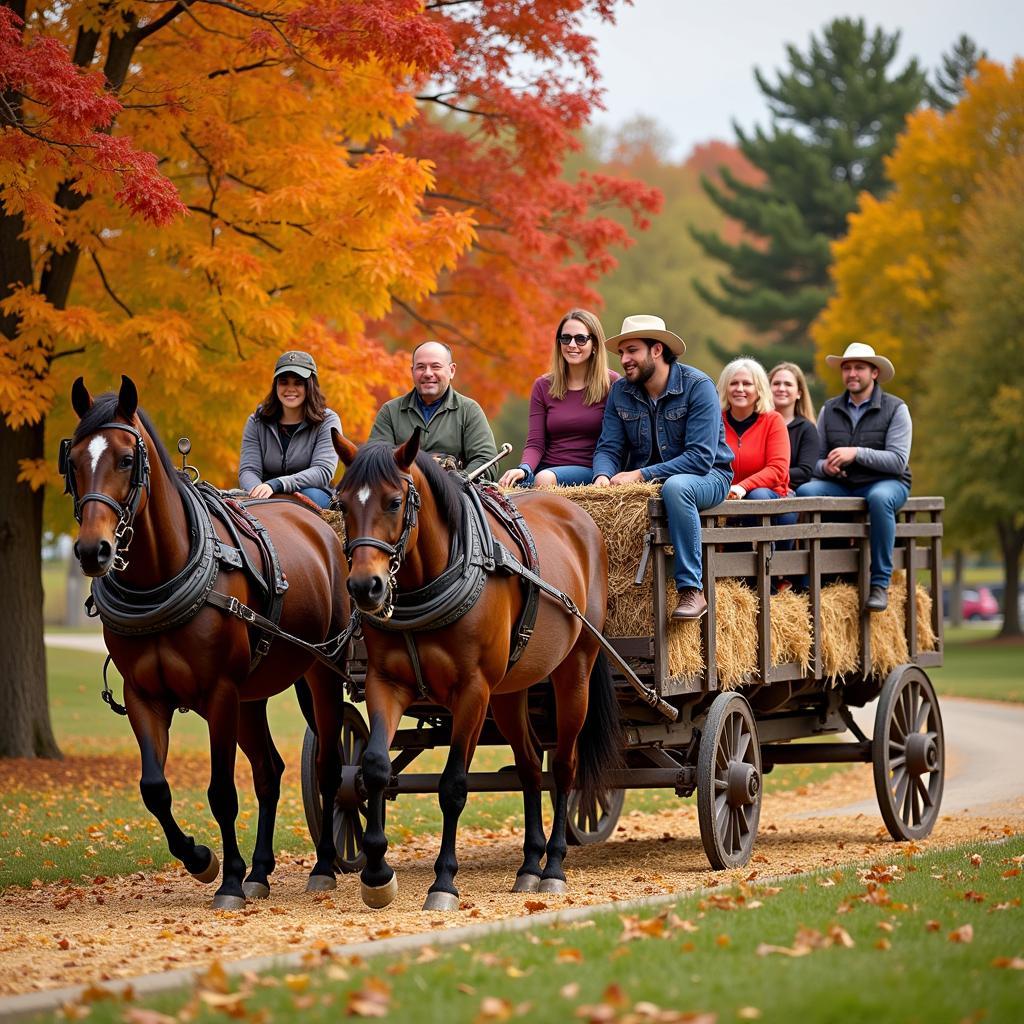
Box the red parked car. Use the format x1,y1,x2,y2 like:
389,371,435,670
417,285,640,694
962,587,1000,621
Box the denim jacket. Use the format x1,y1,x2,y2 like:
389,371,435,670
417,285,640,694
591,363,733,482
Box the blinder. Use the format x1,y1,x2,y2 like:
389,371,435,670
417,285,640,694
59,422,151,570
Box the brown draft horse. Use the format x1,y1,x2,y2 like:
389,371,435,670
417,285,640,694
332,429,620,911
65,376,350,910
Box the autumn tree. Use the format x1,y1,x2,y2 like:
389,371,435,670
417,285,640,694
813,59,1024,632
691,18,926,372
0,0,656,757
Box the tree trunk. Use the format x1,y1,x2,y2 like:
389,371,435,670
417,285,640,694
0,416,61,757
996,520,1023,639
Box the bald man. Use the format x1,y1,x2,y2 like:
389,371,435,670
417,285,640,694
368,341,499,479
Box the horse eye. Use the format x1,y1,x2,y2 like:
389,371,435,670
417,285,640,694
119,454,134,471
388,497,402,513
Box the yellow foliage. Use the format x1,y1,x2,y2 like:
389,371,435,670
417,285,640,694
813,59,1024,397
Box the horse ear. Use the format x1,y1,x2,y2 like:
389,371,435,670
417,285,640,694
332,428,358,467
394,427,421,470
117,375,139,420
71,377,92,419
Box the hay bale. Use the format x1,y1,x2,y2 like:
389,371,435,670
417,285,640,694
710,579,759,689
771,589,812,673
820,572,938,682
320,507,346,544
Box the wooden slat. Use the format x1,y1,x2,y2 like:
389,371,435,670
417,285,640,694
757,529,771,686
931,509,944,658
704,540,718,691
809,513,822,680
859,531,872,680
905,509,918,660
652,544,669,694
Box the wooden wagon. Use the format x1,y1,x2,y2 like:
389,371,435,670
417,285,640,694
301,494,946,871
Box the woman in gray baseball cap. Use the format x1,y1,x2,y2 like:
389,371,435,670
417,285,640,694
238,350,341,508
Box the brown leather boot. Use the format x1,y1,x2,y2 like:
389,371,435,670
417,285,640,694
671,588,707,621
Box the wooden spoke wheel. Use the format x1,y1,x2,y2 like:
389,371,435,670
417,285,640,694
301,702,369,873
872,665,945,841
697,692,762,869
565,786,625,846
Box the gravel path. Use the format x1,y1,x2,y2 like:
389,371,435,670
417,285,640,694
2,761,1021,998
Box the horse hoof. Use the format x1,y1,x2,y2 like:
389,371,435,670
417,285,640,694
361,875,398,909
538,877,567,894
191,851,220,884
242,881,270,900
422,890,460,912
212,893,246,911
306,874,337,893
512,874,541,894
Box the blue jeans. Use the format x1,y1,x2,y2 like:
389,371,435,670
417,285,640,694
518,465,593,487
796,478,910,587
661,470,731,590
299,486,333,508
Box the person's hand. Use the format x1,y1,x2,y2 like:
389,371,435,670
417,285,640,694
249,483,274,499
499,468,526,488
825,446,857,476
593,475,611,488
610,470,644,486
728,485,746,499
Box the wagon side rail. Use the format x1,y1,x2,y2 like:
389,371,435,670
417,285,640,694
641,495,945,695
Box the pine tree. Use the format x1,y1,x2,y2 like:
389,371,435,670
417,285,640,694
691,18,926,371
927,35,987,111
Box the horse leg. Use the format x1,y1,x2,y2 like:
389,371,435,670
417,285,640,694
490,691,546,894
359,679,410,909
305,663,344,892
423,681,489,912
204,680,247,910
124,689,220,883
539,654,590,895
236,700,284,900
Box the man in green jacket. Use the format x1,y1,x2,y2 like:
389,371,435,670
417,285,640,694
368,341,499,479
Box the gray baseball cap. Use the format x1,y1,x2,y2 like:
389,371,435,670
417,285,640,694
274,350,317,379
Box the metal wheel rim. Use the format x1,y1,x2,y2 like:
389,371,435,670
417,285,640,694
877,669,944,838
332,706,369,870
711,708,759,861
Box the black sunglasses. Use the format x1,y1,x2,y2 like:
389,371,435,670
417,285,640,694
558,333,593,346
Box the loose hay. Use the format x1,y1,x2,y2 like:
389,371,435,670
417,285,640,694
771,588,812,673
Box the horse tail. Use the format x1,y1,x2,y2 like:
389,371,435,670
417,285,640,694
575,650,623,805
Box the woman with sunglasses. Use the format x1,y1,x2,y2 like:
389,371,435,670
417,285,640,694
238,350,341,508
499,310,619,488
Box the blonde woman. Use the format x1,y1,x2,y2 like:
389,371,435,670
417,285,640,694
499,310,619,488
768,362,818,489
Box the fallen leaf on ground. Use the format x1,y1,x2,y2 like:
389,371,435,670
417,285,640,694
948,925,974,944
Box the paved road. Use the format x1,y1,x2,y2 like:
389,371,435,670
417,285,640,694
798,695,1024,818
43,634,1023,814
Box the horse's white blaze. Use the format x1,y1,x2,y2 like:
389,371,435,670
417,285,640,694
357,485,370,506
87,435,107,473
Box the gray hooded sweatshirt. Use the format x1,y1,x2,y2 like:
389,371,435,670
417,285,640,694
238,409,341,493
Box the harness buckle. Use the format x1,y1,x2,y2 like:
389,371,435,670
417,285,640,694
227,596,257,623
254,635,272,657
112,553,129,572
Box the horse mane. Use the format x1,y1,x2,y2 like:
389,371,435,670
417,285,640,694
72,392,184,492
342,442,465,548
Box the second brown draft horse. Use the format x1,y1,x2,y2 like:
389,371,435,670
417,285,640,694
332,429,620,911
64,376,350,910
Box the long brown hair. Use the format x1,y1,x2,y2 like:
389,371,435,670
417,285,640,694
257,373,328,425
768,362,816,421
547,309,611,405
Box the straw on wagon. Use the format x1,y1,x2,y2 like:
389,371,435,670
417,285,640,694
554,483,935,689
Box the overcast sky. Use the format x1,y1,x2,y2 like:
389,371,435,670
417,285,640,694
583,0,1022,159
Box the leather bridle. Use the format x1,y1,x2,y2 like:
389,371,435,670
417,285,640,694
59,422,151,572
335,471,421,621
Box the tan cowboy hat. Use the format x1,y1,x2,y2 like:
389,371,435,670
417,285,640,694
605,314,686,356
825,342,895,383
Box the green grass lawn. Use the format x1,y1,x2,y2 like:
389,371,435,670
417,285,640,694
58,834,1024,1024
932,626,1024,703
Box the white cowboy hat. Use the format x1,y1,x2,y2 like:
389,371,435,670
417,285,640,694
825,342,895,383
605,314,686,356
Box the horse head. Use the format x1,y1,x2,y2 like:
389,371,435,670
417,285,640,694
62,375,150,576
331,427,422,615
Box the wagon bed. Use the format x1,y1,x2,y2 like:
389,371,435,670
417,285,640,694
302,494,946,871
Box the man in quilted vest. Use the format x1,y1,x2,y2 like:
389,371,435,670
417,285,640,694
797,343,911,612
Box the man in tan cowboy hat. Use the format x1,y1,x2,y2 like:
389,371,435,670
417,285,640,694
592,315,733,620
797,342,911,611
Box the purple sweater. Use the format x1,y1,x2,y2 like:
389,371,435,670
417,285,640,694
522,372,620,471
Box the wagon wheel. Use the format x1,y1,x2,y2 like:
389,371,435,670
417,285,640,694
301,702,369,873
872,665,945,841
565,786,625,846
697,692,762,869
